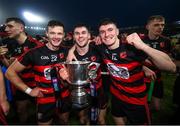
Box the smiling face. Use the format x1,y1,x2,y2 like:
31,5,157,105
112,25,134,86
99,23,119,48
46,26,65,48
73,26,90,48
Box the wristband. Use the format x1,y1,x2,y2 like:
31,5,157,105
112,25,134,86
25,87,32,94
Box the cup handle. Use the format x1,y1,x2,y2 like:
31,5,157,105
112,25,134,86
88,62,100,80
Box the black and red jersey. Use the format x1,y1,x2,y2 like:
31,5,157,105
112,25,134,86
18,45,69,104
15,36,43,88
143,35,171,53
142,35,171,82
9,36,43,58
97,41,148,105
74,43,103,90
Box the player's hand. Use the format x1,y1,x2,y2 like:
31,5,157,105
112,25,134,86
126,33,147,50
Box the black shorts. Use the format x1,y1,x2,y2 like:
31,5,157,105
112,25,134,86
101,74,111,95
111,95,151,125
173,75,180,105
14,90,35,102
37,103,56,123
37,96,72,123
146,80,164,98
84,85,108,109
97,87,108,109
58,96,72,113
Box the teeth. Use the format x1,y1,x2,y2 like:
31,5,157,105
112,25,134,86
105,38,112,41
53,39,60,42
79,39,84,42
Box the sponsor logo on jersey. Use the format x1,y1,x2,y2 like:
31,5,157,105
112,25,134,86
41,56,50,60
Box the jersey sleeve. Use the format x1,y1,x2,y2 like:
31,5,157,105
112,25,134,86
17,49,34,66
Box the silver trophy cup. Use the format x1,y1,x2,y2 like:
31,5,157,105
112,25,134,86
64,61,91,85
62,61,99,108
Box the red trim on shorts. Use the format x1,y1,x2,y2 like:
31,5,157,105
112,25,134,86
145,102,151,124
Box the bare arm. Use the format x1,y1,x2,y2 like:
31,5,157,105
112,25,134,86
143,66,156,81
0,67,9,115
66,45,77,61
5,59,43,97
0,45,16,67
0,45,11,67
126,33,176,73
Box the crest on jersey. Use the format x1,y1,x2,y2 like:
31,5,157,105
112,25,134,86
90,56,97,62
160,42,165,48
59,53,64,59
23,46,29,52
119,51,127,59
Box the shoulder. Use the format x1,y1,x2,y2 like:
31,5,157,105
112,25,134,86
27,36,44,46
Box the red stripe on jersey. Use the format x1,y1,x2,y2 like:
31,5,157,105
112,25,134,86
96,79,102,89
37,96,55,104
34,63,63,73
39,87,54,94
110,86,147,105
35,75,51,83
27,36,44,46
112,79,146,94
26,81,36,88
34,65,52,73
61,89,70,98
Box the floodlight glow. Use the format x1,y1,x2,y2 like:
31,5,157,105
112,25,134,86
176,21,180,24
23,11,45,23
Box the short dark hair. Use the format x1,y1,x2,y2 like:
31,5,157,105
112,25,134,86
5,17,25,26
73,23,91,33
98,18,118,28
147,15,165,24
46,20,64,31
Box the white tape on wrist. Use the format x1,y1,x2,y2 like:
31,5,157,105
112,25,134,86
25,87,32,94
